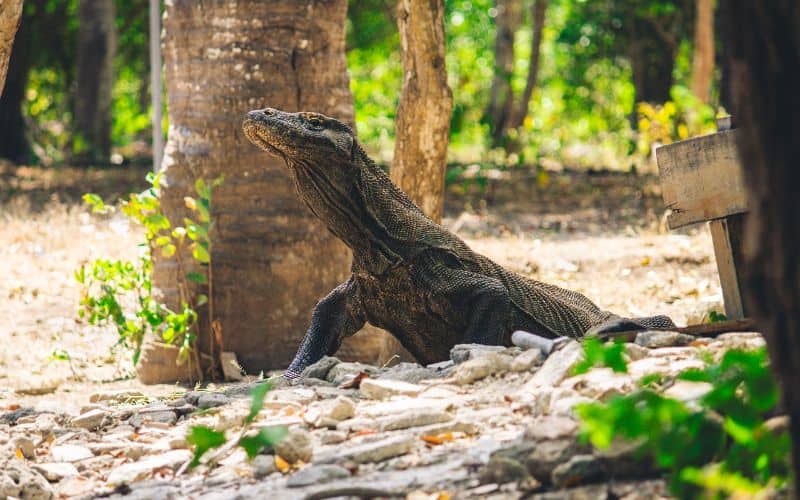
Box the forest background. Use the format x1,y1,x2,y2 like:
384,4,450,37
1,0,720,172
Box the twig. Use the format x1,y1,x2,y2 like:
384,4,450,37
304,487,403,500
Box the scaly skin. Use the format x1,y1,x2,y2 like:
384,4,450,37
242,108,675,378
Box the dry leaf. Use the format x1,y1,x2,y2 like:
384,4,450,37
640,256,651,266
275,455,290,473
351,430,376,438
339,371,370,389
15,448,24,460
421,432,454,445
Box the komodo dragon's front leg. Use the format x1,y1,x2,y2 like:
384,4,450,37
285,277,365,379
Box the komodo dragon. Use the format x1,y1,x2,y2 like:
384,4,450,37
242,108,675,378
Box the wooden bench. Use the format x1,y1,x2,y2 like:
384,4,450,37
654,117,748,320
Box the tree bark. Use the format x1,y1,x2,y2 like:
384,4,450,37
690,0,714,103
73,0,116,164
0,5,31,164
155,0,391,375
485,0,521,145
721,1,800,493
392,0,453,223
508,0,547,131
0,0,23,96
629,38,676,105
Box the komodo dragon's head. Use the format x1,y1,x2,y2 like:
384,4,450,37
242,107,356,167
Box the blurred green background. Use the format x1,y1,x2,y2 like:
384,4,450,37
2,0,722,171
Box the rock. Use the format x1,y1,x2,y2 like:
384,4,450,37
525,439,592,483
596,440,654,478
560,368,634,401
0,461,54,499
14,377,62,395
378,410,451,431
663,380,713,402
315,435,416,464
220,351,245,381
251,455,277,479
287,464,350,487
624,343,650,361
627,357,705,381
480,456,531,484
304,396,356,428
275,428,313,464
129,407,178,427
634,330,694,348
12,435,36,459
360,379,424,400
70,409,108,430
106,449,191,485
89,390,146,404
521,341,584,393
326,362,379,386
549,394,594,417
377,363,440,384
511,348,545,372
301,356,340,380
267,388,317,405
32,462,79,481
524,416,580,442
450,344,510,364
453,353,511,385
317,430,347,445
551,454,603,488
50,444,93,462
196,392,231,410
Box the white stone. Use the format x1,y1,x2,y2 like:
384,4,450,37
70,409,108,430
521,341,584,393
560,368,634,401
106,449,191,485
511,348,545,372
274,428,313,464
359,379,424,400
89,390,146,404
50,444,93,462
453,354,511,385
663,380,713,402
32,462,79,481
314,435,415,464
304,396,355,428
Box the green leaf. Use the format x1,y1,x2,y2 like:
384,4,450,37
247,382,273,424
196,294,208,306
238,427,287,460
161,244,177,258
195,178,210,198
187,271,208,284
155,235,172,247
186,426,227,468
192,244,210,264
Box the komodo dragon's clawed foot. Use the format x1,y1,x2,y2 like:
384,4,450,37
586,314,677,337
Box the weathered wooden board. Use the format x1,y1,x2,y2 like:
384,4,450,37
709,214,747,319
655,129,748,229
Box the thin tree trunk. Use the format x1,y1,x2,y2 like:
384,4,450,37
392,0,453,223
508,0,547,131
0,0,23,95
485,0,521,145
721,1,800,493
0,6,30,163
73,0,116,164
152,0,391,376
690,0,714,103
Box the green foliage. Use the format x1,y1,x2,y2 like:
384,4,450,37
188,382,287,467
576,346,790,497
573,337,628,374
76,173,223,371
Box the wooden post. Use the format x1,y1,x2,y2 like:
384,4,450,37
149,0,163,172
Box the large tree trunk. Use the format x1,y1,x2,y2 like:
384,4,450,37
690,0,714,103
628,38,676,105
721,1,800,492
392,0,453,223
0,6,31,164
485,0,521,146
507,0,547,131
0,0,23,95
73,0,116,164
154,0,390,376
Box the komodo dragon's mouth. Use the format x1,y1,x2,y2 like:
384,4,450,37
242,118,289,162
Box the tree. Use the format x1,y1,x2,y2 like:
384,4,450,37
0,0,23,95
722,0,800,492
485,0,521,145
392,0,452,223
690,0,714,103
0,2,30,163
152,0,390,376
72,0,116,164
507,0,548,131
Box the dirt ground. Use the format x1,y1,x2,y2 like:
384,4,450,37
0,162,723,413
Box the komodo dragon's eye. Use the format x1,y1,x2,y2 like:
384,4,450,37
304,115,324,130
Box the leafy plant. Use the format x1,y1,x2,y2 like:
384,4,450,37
76,172,224,380
187,382,287,467
575,341,790,498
